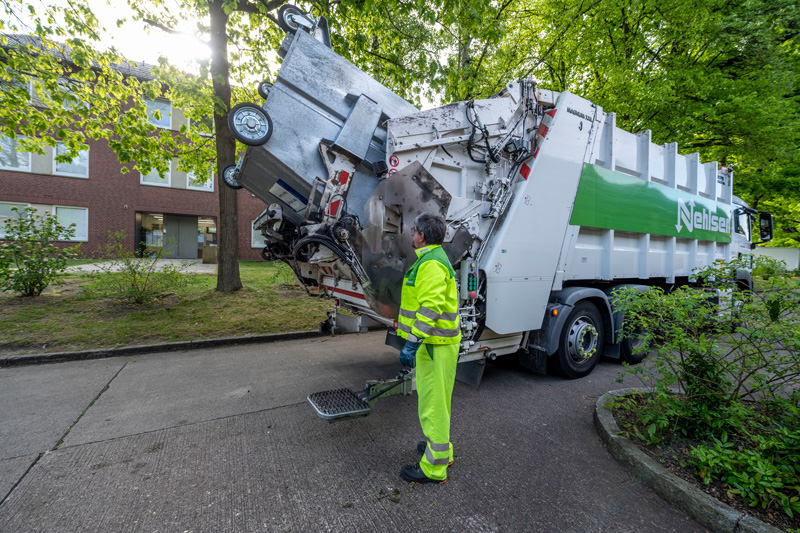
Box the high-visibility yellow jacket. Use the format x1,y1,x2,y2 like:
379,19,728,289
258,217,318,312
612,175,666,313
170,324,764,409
397,244,461,345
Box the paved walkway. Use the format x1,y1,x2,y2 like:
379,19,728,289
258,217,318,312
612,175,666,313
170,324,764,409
0,332,705,532
66,258,218,275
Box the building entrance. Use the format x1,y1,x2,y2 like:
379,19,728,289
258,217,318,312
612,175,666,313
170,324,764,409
136,213,217,259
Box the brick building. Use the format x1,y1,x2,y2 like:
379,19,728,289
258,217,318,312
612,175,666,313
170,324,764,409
0,37,268,261
0,137,268,261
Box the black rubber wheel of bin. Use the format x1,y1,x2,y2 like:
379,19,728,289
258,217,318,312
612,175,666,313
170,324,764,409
278,5,305,34
228,103,273,146
257,80,272,100
221,164,242,190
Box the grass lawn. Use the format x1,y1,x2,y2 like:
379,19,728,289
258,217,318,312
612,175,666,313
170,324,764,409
0,262,331,355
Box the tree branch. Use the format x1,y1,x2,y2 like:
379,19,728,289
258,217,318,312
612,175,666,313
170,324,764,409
236,0,285,15
143,19,211,47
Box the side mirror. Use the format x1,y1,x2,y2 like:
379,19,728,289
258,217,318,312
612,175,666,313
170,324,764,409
758,212,773,243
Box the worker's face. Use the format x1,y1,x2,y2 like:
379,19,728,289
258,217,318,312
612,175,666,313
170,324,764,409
411,225,425,249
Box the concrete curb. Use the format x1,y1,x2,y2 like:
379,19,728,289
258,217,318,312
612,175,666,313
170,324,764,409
0,330,324,368
594,389,783,533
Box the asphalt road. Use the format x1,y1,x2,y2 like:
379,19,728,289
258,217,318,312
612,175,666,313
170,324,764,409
0,332,705,532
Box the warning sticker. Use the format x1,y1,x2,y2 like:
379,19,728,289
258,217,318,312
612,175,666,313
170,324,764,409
269,179,307,212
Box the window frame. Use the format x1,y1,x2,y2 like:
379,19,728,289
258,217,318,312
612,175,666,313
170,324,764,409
0,201,30,238
52,142,90,179
0,135,32,172
140,162,172,188
56,78,90,112
186,168,215,192
251,220,266,249
187,115,214,138
53,205,89,242
145,97,173,129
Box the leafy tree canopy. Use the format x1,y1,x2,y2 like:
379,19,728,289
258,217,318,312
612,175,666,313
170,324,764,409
3,0,798,244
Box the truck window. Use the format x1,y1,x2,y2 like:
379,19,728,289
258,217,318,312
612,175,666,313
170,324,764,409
736,211,751,241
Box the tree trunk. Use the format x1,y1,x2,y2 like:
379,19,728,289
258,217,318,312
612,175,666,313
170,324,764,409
209,0,242,292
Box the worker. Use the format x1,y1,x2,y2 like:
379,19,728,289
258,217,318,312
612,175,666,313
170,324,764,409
396,212,461,484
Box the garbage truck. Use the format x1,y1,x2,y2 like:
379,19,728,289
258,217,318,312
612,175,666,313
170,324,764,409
224,7,773,420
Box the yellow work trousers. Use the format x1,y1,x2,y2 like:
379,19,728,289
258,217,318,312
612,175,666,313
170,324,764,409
416,342,459,480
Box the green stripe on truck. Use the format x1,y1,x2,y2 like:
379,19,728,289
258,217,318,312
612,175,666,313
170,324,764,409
570,163,732,243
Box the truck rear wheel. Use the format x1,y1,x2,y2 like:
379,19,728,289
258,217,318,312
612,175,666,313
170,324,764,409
620,325,647,365
551,302,603,379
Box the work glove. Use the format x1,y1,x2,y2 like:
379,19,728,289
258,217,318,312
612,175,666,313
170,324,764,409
400,337,422,368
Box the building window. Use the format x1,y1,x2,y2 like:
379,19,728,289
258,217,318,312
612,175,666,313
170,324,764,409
53,142,89,178
0,78,32,105
145,98,172,129
140,162,172,187
0,135,31,172
251,221,266,248
187,168,214,192
188,114,214,137
53,206,88,241
35,78,88,112
0,202,29,237
56,79,89,112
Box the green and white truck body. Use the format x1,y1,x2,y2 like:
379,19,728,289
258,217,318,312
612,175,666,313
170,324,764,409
228,25,772,389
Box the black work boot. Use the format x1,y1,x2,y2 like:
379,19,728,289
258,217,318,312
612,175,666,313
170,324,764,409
417,441,454,467
400,463,446,484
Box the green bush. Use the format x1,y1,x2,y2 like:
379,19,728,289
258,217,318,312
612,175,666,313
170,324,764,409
688,396,800,517
87,230,194,304
0,207,80,296
612,257,800,520
752,256,787,280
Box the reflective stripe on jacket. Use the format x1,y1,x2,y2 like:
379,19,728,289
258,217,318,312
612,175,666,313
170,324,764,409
397,244,461,345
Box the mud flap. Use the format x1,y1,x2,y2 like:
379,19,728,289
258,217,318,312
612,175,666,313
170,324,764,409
455,359,485,389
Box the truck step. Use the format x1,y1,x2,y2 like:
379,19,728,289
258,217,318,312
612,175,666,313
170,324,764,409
307,388,372,421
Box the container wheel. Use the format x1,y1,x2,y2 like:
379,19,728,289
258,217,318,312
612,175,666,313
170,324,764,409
228,103,273,146
551,301,603,379
221,164,243,190
258,81,272,100
278,5,305,34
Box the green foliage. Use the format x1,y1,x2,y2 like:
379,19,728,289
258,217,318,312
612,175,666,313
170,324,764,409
320,0,509,103
612,257,800,520
688,396,800,518
0,207,80,296
266,262,295,285
87,230,193,305
0,0,195,177
752,257,788,280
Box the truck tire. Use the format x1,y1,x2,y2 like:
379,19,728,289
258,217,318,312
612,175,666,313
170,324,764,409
551,301,603,379
228,103,273,146
620,325,647,365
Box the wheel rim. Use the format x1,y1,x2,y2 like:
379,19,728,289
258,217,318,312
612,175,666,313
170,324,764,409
232,106,269,142
223,166,240,187
283,10,301,31
566,315,599,365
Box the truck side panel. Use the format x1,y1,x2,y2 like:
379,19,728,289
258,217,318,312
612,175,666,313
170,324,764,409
559,109,734,283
